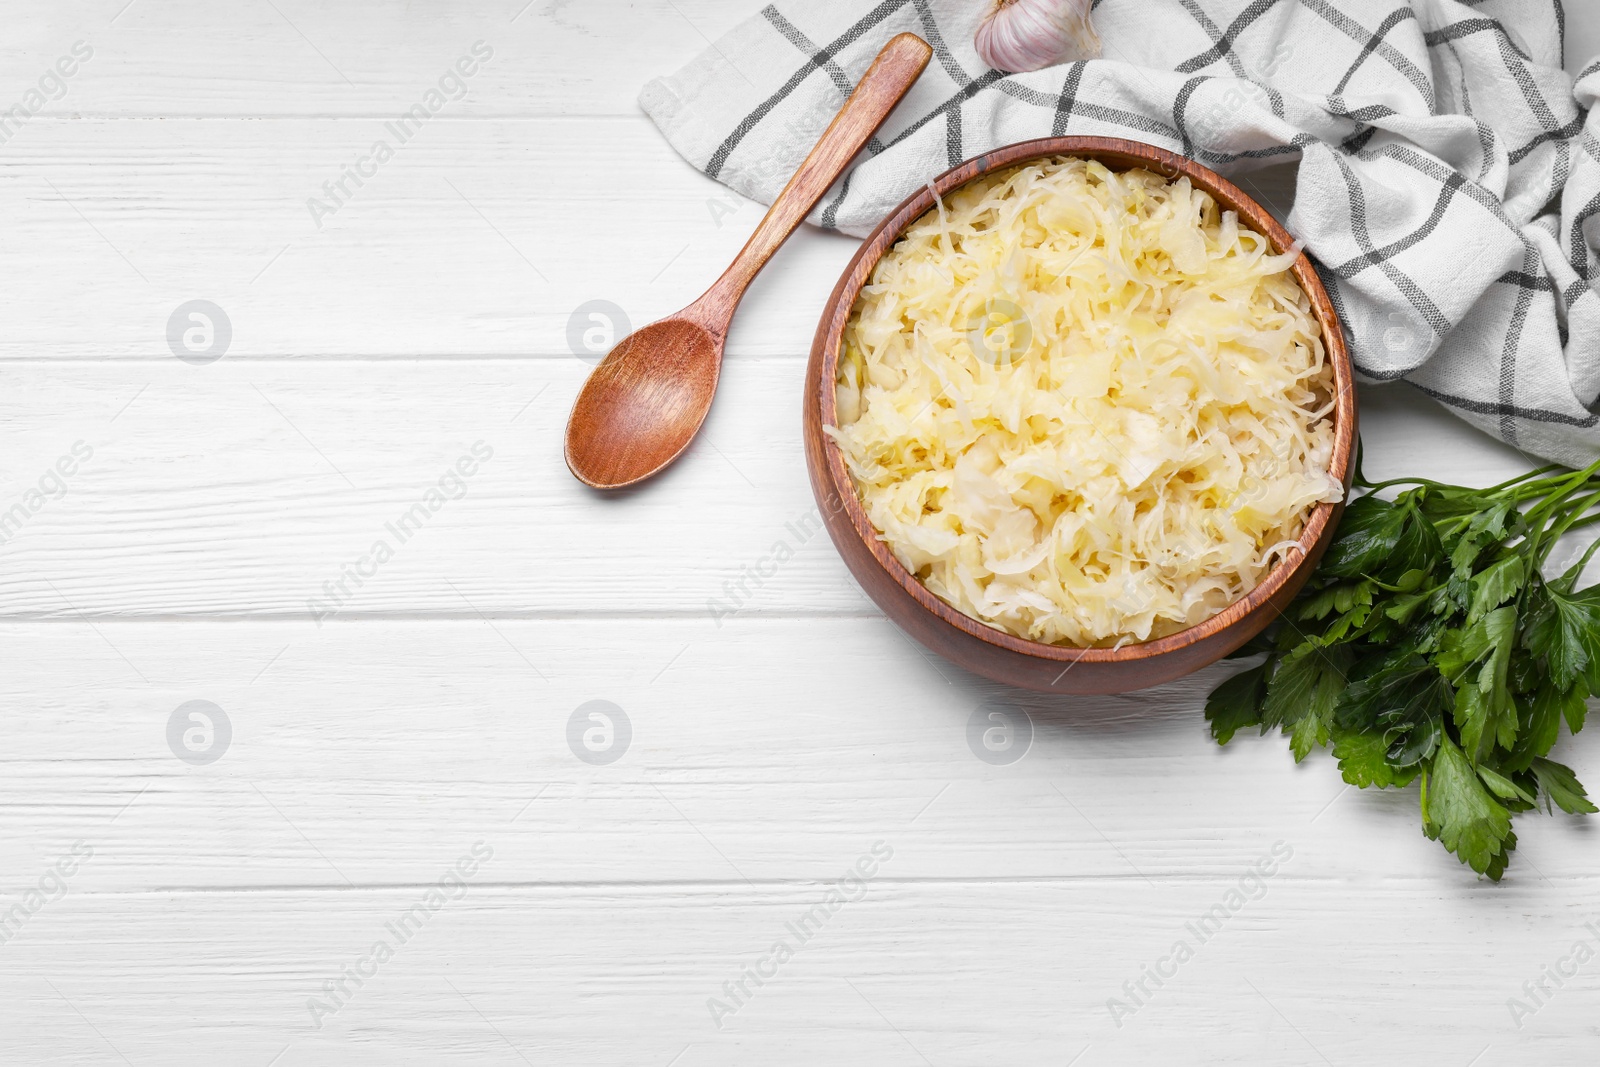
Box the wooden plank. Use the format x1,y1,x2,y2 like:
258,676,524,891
0,363,1551,618
9,0,750,118
2,879,1596,1064
18,0,1596,123
0,118,1300,362
0,117,861,360
0,357,864,616
1,618,1594,890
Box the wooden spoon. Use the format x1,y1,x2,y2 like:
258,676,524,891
564,33,933,489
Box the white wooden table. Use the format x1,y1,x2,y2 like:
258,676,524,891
4,3,1598,1064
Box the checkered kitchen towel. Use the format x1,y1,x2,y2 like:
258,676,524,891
640,0,1600,467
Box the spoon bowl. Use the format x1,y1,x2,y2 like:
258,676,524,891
564,315,722,489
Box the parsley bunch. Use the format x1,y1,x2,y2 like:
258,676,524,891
1207,456,1600,879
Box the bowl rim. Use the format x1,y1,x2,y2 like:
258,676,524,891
812,135,1357,665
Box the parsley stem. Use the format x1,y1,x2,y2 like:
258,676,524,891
1359,477,1452,492
1481,465,1565,494
1520,464,1600,538
1361,466,1583,501
1562,511,1600,533
1564,525,1600,581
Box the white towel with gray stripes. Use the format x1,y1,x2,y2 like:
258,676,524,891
639,0,1600,466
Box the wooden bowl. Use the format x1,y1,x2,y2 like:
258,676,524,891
803,137,1357,694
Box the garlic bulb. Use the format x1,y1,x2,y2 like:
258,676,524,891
975,0,1102,73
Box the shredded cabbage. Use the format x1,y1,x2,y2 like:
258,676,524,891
828,158,1342,647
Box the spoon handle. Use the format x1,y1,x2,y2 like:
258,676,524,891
690,33,933,329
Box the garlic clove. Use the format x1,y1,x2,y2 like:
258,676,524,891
975,0,1102,74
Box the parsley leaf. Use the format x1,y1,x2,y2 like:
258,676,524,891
1423,735,1515,876
1262,645,1349,761
1476,765,1536,807
1467,555,1524,623
1334,648,1451,734
1319,497,1407,579
1331,726,1419,789
1206,662,1269,745
1530,757,1599,816
1505,682,1580,772
1523,579,1600,693
1442,607,1518,759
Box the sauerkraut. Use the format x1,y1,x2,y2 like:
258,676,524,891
828,158,1341,647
